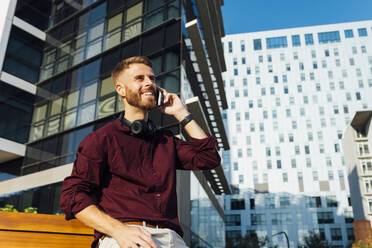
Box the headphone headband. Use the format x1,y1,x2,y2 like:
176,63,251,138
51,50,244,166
119,112,156,138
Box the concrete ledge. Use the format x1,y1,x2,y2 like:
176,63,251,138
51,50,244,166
0,137,26,163
0,163,72,195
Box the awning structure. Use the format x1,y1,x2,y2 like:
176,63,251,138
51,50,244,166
185,20,229,150
186,96,231,195
351,110,372,131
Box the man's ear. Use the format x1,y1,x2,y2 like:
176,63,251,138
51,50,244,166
115,82,126,98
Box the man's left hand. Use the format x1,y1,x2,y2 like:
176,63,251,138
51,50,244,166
158,88,189,122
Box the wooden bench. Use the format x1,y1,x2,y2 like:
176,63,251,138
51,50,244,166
0,211,94,247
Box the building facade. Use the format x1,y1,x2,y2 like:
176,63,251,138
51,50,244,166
342,111,372,241
0,0,230,247
222,20,372,247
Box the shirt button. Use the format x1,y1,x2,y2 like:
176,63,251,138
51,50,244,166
156,193,161,197
153,172,157,176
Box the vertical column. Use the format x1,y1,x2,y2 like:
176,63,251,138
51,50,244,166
0,0,17,71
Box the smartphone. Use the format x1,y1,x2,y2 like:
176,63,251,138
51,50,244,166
156,89,164,106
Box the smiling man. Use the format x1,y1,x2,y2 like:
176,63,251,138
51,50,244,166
60,56,221,248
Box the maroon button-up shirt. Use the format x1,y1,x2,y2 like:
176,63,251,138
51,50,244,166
60,118,220,247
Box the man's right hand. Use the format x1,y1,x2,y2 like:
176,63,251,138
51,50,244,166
112,224,158,248
75,205,157,248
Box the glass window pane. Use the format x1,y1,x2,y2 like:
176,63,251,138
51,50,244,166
162,70,179,93
63,109,77,130
104,28,121,50
167,0,180,20
75,32,87,49
98,95,115,118
32,104,47,122
56,57,69,73
86,39,102,58
81,82,98,103
151,55,162,75
88,22,104,42
72,48,85,66
66,91,79,109
78,102,96,125
116,95,124,112
44,49,56,64
126,2,143,23
144,8,163,31
164,51,179,72
29,122,44,142
107,13,122,32
40,64,54,81
47,116,60,136
123,20,141,41
100,77,115,96
50,98,63,116
60,41,72,57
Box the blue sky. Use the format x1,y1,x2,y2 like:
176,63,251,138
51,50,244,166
222,0,372,34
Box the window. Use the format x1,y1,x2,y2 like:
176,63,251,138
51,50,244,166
330,228,342,241
253,39,262,50
277,160,282,169
266,36,288,49
306,196,321,208
242,57,246,64
317,212,334,224
264,196,275,209
225,214,241,226
240,40,245,52
267,160,272,169
361,159,372,175
305,33,314,45
283,173,288,182
231,198,245,210
228,41,233,53
318,31,341,43
271,213,292,225
279,196,290,208
251,214,265,225
344,29,354,38
347,228,355,241
358,28,367,37
313,171,318,181
291,158,296,168
247,67,251,75
292,35,301,47
326,195,338,207
233,57,237,65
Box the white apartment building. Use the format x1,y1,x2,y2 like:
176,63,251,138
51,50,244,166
222,20,372,247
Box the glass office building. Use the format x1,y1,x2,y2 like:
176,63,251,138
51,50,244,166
223,20,372,247
0,0,230,246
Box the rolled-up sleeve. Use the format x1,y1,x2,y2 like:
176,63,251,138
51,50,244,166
175,133,221,170
60,133,107,220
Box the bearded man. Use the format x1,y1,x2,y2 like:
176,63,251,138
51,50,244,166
60,56,220,248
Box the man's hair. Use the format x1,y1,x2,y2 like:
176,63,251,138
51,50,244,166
111,56,153,83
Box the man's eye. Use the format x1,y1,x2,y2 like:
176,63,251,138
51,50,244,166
149,76,156,82
136,76,144,81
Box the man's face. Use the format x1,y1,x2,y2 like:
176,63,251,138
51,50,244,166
116,63,157,110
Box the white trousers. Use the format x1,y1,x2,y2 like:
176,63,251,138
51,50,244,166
99,225,189,248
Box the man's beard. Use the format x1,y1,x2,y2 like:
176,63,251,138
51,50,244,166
125,87,157,110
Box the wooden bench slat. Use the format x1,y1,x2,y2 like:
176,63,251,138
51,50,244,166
0,230,93,248
0,212,93,235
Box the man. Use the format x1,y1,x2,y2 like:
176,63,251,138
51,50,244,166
60,56,220,248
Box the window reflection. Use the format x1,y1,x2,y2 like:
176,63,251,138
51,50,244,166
78,102,96,125
98,95,115,118
63,109,77,130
